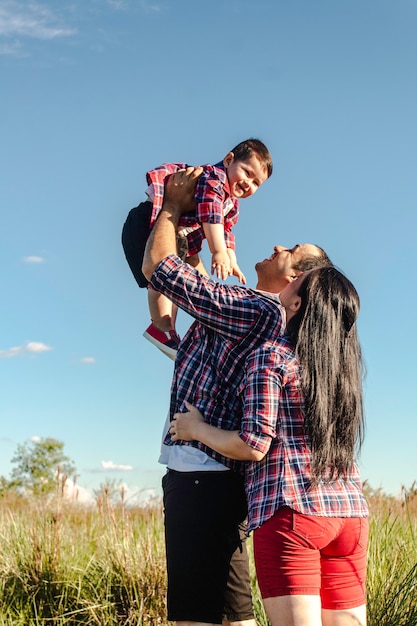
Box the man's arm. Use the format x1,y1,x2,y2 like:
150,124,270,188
142,166,203,280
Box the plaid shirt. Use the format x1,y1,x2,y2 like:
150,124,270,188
150,255,285,471
239,340,368,533
146,162,239,256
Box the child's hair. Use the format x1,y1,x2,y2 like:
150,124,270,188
230,138,273,178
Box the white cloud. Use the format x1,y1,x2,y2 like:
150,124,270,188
121,485,162,507
0,436,14,444
63,478,93,504
59,481,161,508
0,39,24,55
22,255,45,263
30,435,41,442
26,341,52,353
0,1,77,40
80,356,96,364
0,341,53,358
106,0,127,9
101,460,134,472
140,1,161,14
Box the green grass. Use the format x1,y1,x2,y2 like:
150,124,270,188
0,487,416,625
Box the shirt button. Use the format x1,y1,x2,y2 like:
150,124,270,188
195,480,199,485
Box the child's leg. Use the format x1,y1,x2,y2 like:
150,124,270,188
186,253,209,277
148,288,178,332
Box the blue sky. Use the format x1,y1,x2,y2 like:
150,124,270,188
1,0,416,503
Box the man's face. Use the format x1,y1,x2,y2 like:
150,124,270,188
255,244,320,293
223,152,268,199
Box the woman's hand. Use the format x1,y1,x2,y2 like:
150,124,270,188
170,401,266,461
170,401,204,441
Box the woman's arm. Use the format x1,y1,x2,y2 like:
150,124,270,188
171,402,265,461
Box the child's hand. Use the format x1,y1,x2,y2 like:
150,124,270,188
230,262,246,285
227,249,246,284
170,402,204,441
211,250,231,281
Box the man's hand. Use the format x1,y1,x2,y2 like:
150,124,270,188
142,167,203,280
164,166,203,215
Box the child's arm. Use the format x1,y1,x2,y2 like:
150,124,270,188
202,222,231,281
227,248,246,285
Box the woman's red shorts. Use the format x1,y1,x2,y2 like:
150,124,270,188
253,506,368,610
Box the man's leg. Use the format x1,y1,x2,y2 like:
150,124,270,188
177,622,220,626
222,522,257,626
163,470,247,625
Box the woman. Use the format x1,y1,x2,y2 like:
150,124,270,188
171,267,368,626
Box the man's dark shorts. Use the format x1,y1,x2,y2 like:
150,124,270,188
163,469,255,624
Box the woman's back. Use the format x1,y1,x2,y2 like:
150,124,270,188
241,336,368,534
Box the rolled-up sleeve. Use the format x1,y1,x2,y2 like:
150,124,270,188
239,346,283,454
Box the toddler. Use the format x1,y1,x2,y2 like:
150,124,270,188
122,138,273,359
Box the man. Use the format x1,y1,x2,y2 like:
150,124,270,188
142,168,332,626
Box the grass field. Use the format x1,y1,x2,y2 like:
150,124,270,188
0,483,416,625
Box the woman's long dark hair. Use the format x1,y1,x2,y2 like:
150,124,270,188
286,267,364,482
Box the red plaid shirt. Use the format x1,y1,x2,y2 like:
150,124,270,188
150,255,285,471
239,340,368,532
146,162,239,256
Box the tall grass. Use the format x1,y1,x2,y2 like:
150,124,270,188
365,484,417,626
0,493,167,624
0,485,416,625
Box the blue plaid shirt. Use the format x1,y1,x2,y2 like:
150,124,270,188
239,340,368,532
150,255,285,471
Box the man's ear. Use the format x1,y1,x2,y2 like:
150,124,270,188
223,152,234,168
284,273,299,285
289,296,302,313
288,270,303,282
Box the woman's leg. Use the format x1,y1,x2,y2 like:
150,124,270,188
262,595,322,626
320,517,368,626
254,509,324,626
321,605,366,625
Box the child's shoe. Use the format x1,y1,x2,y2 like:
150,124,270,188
143,324,180,360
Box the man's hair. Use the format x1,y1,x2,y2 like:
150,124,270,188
230,138,273,178
293,245,332,272
286,266,364,483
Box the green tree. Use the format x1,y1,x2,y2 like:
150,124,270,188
9,437,76,496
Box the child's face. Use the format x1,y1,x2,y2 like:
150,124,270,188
223,152,268,199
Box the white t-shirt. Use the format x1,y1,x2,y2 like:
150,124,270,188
159,412,229,472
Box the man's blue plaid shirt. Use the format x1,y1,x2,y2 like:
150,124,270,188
150,255,285,472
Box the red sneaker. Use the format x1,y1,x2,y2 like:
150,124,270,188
143,323,180,360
